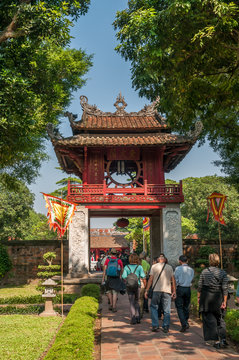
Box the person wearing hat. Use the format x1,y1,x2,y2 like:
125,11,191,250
174,255,194,332
102,248,123,312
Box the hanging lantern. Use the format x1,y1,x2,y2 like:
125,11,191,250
116,218,129,228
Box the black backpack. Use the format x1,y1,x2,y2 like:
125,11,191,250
126,265,139,292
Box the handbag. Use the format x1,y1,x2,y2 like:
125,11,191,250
147,263,166,299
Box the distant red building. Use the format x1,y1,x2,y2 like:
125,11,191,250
90,228,129,260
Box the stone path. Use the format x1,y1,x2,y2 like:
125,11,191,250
101,294,239,360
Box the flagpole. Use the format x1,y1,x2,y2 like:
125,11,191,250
60,192,64,318
143,227,145,254
218,222,223,269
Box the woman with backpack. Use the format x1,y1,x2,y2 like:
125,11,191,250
122,253,146,325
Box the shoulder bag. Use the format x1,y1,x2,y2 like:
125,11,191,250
147,263,166,299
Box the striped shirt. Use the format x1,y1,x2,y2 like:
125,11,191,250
198,266,228,296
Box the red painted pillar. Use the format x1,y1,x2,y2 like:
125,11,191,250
83,146,88,184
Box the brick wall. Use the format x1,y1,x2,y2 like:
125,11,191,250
1,240,68,285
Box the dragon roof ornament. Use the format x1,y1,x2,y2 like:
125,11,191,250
187,121,203,139
78,94,161,117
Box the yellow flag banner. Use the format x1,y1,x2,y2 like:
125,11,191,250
42,193,77,237
207,192,227,226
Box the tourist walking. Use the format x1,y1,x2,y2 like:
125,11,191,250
121,249,130,267
174,255,194,332
122,253,146,324
198,253,228,349
139,252,150,316
145,253,176,333
102,248,123,312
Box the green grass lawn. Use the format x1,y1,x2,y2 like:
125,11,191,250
0,315,62,360
0,283,41,298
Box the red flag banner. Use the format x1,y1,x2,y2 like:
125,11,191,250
207,192,227,225
42,193,77,237
143,217,150,231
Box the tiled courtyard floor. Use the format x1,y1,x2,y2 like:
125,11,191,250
101,294,239,360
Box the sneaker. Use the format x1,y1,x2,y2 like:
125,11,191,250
162,326,169,333
130,316,136,325
112,308,117,312
186,322,190,329
152,326,159,332
213,342,220,349
108,305,113,311
136,317,140,324
179,326,187,333
220,339,229,348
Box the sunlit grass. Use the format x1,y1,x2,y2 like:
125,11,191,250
0,315,62,360
0,283,41,298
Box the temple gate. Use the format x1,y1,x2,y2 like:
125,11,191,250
47,94,202,277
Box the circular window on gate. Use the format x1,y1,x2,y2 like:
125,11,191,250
104,160,143,187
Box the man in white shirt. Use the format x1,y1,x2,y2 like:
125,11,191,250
145,253,176,333
174,255,194,332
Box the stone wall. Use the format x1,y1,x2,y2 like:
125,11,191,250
1,240,68,285
1,239,238,285
183,242,238,273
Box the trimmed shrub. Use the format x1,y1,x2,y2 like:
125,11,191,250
0,293,79,305
0,244,12,278
44,296,99,360
0,305,43,314
225,309,239,343
81,284,100,300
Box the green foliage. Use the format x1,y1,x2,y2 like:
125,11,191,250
25,211,57,240
190,289,199,316
0,176,34,240
115,217,150,254
225,309,239,343
196,246,215,268
44,296,99,360
0,293,79,305
114,0,239,187
0,305,43,315
0,244,12,278
181,216,197,238
0,1,92,184
37,252,60,291
43,252,57,265
180,176,239,242
50,176,82,199
81,284,100,300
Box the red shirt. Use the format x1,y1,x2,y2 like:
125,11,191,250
105,256,123,269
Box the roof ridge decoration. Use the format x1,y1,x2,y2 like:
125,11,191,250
78,94,161,117
187,121,203,139
46,123,63,142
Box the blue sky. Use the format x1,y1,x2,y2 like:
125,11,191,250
29,0,223,227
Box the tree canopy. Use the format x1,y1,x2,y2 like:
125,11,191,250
180,175,239,241
0,1,92,185
0,176,34,240
114,0,239,187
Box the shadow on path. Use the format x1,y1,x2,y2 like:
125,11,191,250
101,293,239,360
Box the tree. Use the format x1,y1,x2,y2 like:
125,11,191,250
180,176,239,241
0,176,34,240
26,211,57,240
114,0,239,187
50,176,82,199
114,217,150,254
0,1,92,185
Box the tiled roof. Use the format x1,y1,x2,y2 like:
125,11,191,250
55,133,193,147
71,115,168,131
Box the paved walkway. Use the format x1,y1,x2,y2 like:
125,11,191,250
101,294,239,360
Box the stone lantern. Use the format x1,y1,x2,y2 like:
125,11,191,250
39,278,58,317
227,274,238,309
